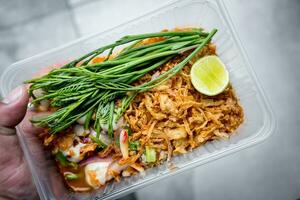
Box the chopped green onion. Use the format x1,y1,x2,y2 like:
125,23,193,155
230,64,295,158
55,151,77,168
145,146,156,163
89,135,107,148
124,125,133,136
64,172,79,181
129,141,139,151
115,137,120,146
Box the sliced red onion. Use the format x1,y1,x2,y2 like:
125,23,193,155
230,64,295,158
82,137,91,143
79,156,112,167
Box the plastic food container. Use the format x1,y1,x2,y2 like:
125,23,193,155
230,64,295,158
0,0,276,199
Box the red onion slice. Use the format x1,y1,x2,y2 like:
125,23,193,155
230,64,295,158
79,156,112,167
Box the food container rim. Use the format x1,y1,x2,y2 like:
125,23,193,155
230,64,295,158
0,0,276,199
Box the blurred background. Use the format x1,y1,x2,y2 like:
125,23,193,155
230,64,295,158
0,0,300,199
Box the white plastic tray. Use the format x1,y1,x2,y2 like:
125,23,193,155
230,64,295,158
0,0,275,199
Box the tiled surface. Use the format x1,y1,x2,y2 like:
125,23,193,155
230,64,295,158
0,0,68,28
0,29,17,73
11,11,78,60
0,0,76,76
0,0,300,200
71,0,174,36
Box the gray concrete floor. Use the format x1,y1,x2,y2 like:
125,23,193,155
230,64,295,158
0,0,299,200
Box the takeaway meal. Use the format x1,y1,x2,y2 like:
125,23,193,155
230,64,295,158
26,28,244,191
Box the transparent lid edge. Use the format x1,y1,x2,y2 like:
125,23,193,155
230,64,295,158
217,0,277,139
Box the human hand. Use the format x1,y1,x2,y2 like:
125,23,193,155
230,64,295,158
0,85,38,200
0,66,75,200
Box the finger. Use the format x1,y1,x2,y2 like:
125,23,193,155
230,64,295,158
32,64,61,79
0,126,16,135
20,111,52,136
0,85,29,127
21,64,61,134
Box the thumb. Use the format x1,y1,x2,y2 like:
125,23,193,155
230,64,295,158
0,85,29,127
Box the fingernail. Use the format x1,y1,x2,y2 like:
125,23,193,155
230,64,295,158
2,86,24,104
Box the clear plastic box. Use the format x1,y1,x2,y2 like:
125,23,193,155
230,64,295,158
0,0,276,199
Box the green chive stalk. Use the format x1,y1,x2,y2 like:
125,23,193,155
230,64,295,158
26,28,217,138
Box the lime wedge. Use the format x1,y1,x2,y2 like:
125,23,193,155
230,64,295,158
191,55,229,96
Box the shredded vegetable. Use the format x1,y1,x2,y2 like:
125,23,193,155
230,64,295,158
145,146,156,163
